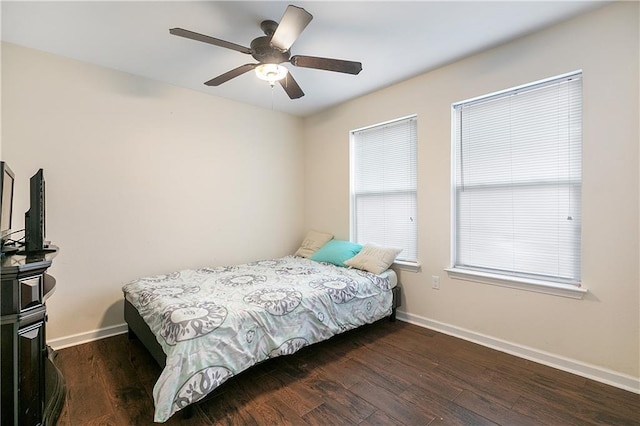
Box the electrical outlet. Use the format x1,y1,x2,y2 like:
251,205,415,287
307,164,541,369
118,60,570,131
431,275,440,290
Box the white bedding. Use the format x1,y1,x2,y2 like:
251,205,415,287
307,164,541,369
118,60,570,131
122,255,394,422
385,268,398,288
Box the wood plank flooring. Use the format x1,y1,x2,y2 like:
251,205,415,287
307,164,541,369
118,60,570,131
54,320,639,425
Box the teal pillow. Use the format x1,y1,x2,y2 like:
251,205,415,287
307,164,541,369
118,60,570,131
310,240,363,267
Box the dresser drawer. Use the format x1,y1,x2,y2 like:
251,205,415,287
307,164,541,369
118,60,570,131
20,276,42,312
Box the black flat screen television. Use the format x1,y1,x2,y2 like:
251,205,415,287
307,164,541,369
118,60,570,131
1,161,16,253
24,168,46,253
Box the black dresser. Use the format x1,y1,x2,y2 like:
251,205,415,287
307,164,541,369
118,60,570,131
1,247,65,426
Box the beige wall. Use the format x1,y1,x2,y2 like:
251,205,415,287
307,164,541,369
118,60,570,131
1,42,305,340
303,2,639,382
2,1,637,389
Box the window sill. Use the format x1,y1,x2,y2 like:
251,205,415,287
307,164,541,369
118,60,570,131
393,260,421,272
444,268,587,299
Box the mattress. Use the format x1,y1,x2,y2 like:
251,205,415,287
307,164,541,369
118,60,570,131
122,255,395,422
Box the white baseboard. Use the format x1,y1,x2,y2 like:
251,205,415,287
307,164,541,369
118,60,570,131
396,311,640,395
47,323,129,351
47,315,640,395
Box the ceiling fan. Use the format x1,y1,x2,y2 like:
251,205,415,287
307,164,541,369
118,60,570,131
169,4,362,99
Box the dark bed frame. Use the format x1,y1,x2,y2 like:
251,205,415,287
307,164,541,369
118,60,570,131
124,284,401,418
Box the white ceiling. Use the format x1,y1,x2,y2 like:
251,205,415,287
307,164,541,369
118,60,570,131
1,1,606,117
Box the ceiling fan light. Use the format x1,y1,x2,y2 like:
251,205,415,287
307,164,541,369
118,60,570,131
255,63,288,83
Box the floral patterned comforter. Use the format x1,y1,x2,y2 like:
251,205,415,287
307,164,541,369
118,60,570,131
122,255,394,422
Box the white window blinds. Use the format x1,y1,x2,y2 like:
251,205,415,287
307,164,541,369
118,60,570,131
350,116,418,263
453,72,582,285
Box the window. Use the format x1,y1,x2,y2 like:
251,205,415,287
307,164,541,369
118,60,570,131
350,115,418,264
451,72,582,292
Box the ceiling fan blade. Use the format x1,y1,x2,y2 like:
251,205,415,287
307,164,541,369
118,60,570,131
278,72,305,99
270,5,313,51
204,63,258,86
290,55,362,75
170,28,252,55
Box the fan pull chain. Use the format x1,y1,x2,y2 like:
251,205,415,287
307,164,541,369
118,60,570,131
270,81,275,110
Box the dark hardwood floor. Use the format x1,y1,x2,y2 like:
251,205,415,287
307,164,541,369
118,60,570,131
54,319,639,425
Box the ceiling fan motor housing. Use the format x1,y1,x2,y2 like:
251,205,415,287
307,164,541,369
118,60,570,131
250,35,290,64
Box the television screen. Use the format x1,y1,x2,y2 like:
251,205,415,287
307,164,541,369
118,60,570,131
25,168,46,253
1,161,15,240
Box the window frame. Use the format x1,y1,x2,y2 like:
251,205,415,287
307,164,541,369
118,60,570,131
447,72,587,299
349,114,419,270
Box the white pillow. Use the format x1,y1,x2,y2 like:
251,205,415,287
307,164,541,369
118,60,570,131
294,230,334,258
344,243,402,274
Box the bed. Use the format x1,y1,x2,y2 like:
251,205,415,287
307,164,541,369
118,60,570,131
123,253,401,422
